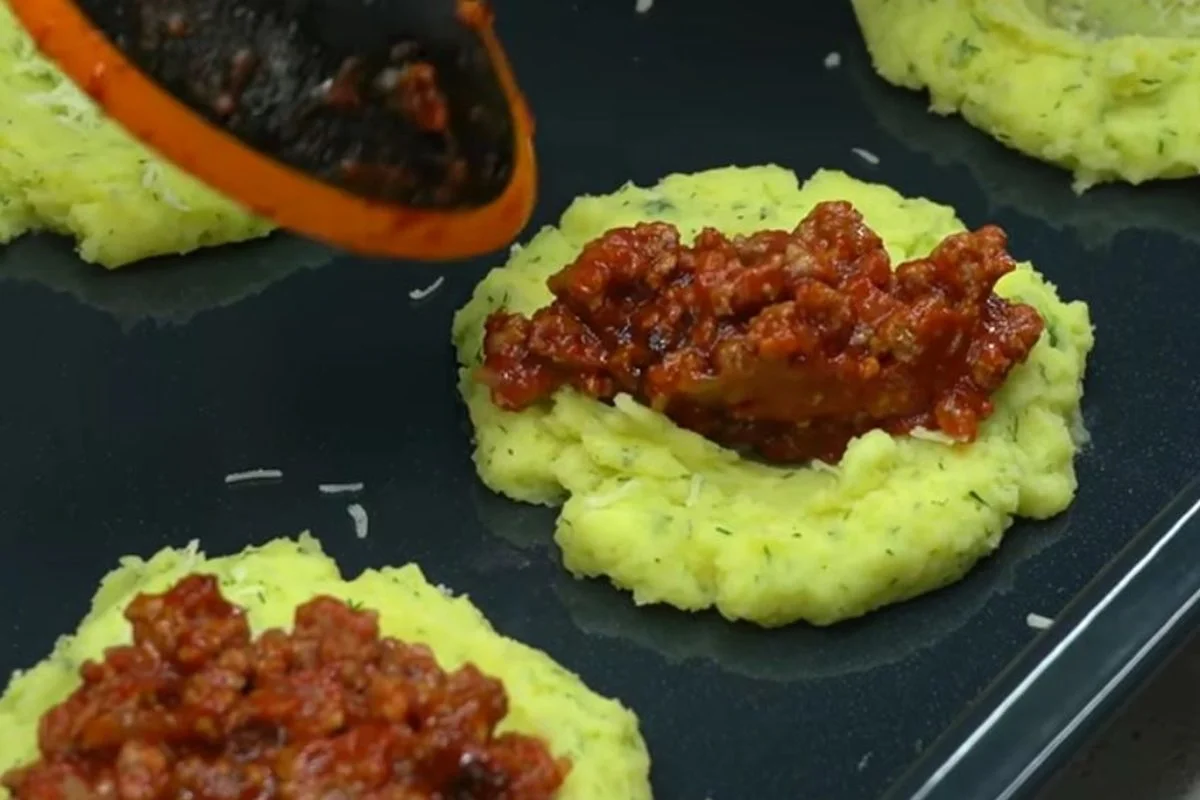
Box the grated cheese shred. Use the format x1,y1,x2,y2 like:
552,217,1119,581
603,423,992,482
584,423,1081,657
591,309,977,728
347,503,369,538
224,469,283,485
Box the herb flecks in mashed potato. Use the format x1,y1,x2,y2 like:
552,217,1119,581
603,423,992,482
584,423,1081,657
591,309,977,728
0,536,652,800
453,166,1094,628
852,0,1200,191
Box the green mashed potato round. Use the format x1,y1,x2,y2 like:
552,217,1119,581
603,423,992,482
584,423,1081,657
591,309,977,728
845,46,1199,253
452,166,1094,628
0,536,652,800
0,3,272,267
852,0,1200,191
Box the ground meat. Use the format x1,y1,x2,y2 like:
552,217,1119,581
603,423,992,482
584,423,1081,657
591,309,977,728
478,201,1045,463
391,63,450,134
2,575,569,800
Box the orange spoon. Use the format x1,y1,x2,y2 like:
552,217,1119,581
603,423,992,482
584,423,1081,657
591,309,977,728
7,0,536,260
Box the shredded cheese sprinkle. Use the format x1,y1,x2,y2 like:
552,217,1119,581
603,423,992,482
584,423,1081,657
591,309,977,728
224,469,283,485
824,51,842,69
181,539,202,569
1026,612,1054,630
810,459,840,475
852,147,881,165
347,503,370,538
909,427,957,445
23,80,95,128
1070,412,1092,447
409,276,445,300
139,162,191,211
318,482,365,495
584,480,640,509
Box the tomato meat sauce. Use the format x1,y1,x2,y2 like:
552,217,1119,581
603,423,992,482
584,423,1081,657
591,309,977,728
2,575,569,800
478,201,1045,464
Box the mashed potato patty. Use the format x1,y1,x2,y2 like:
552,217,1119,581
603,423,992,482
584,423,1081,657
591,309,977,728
0,536,652,799
0,3,272,267
453,166,1094,628
852,0,1200,191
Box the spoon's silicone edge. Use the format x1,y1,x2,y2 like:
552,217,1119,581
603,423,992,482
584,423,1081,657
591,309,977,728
8,0,537,261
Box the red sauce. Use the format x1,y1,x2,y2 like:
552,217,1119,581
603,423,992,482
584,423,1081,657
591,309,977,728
479,201,1045,464
394,63,450,134
323,57,366,111
2,575,570,800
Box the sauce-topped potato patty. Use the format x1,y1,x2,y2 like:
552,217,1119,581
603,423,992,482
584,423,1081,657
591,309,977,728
452,166,1094,627
852,0,1200,190
479,202,1043,465
0,536,652,800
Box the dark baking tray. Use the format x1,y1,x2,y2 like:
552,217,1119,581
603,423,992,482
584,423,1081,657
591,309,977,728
1,2,1198,799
